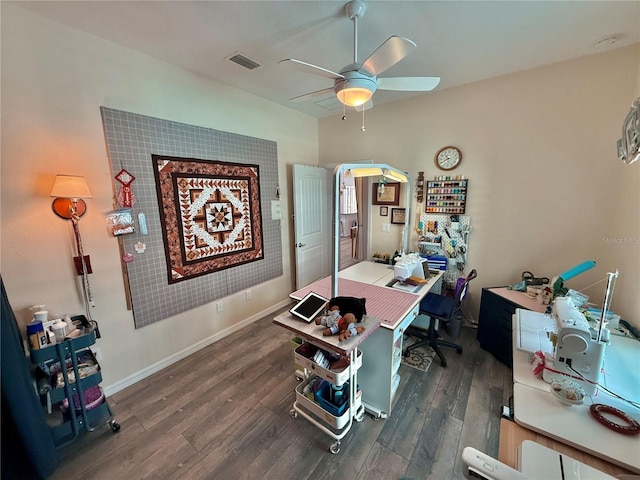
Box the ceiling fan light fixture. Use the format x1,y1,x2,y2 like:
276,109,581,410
335,74,376,107
336,86,372,107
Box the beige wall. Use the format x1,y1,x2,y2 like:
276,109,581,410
0,4,318,393
320,45,640,325
2,4,638,398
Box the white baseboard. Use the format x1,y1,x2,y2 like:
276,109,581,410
102,299,291,397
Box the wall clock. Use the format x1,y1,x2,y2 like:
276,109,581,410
435,146,462,171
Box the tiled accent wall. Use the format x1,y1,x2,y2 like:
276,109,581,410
100,107,282,328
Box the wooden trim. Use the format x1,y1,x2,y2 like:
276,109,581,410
498,419,634,477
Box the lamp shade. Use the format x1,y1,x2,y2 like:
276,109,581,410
50,175,93,199
336,87,373,107
334,72,376,107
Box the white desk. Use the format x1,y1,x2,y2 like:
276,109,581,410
286,261,443,418
512,309,640,473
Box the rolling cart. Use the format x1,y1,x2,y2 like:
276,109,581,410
274,312,380,454
30,315,119,448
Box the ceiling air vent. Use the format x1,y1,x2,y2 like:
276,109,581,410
227,52,261,70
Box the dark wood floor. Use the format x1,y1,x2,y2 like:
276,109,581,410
50,306,512,480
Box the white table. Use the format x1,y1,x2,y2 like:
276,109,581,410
512,309,640,473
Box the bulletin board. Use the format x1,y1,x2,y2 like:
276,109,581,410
100,107,282,328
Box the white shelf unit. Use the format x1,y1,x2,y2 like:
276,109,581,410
357,302,420,418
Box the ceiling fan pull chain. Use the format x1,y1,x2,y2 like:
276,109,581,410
361,108,366,132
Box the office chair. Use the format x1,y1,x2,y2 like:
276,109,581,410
404,269,477,367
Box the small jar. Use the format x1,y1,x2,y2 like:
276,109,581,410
52,320,68,342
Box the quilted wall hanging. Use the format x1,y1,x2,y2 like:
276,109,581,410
100,107,282,328
152,155,264,283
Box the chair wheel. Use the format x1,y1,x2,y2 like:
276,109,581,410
440,359,447,367
456,347,463,354
403,349,410,357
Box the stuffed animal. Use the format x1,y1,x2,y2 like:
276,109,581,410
315,305,365,341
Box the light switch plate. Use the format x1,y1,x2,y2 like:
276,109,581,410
271,200,281,220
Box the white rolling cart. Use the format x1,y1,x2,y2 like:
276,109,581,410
273,312,380,454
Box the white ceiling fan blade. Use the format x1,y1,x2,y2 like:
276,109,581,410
288,87,335,103
278,58,344,80
355,99,373,112
377,76,441,91
360,36,416,76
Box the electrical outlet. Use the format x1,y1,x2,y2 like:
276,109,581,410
246,290,252,300
216,301,223,313
93,347,102,361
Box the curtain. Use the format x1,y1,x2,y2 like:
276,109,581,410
1,275,59,479
339,185,357,215
354,178,366,260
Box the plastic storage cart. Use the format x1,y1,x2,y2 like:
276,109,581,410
290,341,364,454
273,312,380,454
30,315,119,447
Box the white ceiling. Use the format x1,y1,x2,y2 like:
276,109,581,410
12,0,640,118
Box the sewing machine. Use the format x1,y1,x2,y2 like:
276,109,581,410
549,297,610,395
390,253,429,289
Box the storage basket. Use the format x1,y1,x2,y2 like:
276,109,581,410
295,376,362,430
314,381,351,417
61,385,104,418
294,343,362,385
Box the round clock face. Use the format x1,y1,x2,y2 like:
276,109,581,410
435,146,462,170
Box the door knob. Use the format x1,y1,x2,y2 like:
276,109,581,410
296,243,306,248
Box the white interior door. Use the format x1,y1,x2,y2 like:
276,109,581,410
293,164,331,289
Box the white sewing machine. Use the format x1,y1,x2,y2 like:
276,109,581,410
392,253,427,281
549,296,610,395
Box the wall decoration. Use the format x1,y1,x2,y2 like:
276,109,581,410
372,182,400,205
391,208,406,224
152,155,263,283
379,206,388,216
114,169,136,207
100,107,282,329
104,209,135,237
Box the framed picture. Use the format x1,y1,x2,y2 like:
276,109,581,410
391,208,406,224
379,206,388,216
372,182,400,205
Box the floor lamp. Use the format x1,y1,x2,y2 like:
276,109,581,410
50,175,97,326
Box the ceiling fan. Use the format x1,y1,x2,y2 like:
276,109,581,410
279,0,440,110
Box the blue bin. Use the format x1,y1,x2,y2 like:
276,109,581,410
314,381,350,417
426,255,448,271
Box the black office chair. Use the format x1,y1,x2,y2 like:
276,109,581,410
404,269,477,367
